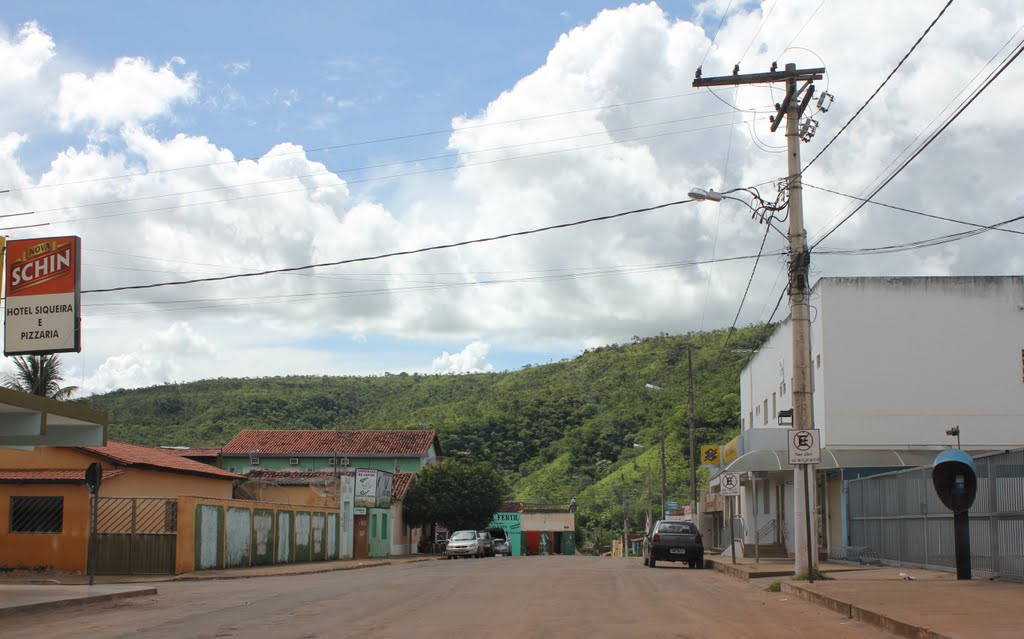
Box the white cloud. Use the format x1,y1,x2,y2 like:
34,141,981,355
2,2,1022,390
223,60,250,75
56,56,197,131
84,322,216,394
0,21,54,81
432,341,495,374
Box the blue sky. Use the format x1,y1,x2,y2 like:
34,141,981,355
1,1,1022,394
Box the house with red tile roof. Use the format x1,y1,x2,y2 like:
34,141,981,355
0,440,240,573
220,429,441,475
219,429,440,558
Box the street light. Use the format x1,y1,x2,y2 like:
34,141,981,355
688,187,723,202
645,383,667,520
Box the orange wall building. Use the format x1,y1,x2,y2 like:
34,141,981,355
0,441,238,573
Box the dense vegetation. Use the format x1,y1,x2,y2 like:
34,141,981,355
84,325,772,552
403,459,506,532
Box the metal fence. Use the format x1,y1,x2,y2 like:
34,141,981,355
92,497,178,575
9,496,64,534
848,448,1024,581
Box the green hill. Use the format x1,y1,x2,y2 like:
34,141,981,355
83,325,772,551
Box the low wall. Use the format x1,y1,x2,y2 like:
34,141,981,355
176,496,340,574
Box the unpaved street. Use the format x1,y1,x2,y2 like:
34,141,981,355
6,557,894,638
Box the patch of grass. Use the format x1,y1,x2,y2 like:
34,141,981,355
791,569,832,581
766,581,782,592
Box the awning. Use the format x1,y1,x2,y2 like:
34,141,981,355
720,447,948,473
0,387,107,449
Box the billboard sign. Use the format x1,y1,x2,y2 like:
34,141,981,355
354,469,377,507
4,236,82,355
375,470,393,507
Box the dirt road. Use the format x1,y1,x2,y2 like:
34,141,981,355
6,556,895,638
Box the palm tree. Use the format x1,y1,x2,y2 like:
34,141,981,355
2,354,79,400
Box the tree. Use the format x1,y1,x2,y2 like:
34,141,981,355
2,354,79,400
403,459,506,532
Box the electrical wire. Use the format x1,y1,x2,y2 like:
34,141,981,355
5,91,710,195
81,197,702,294
10,110,745,218
738,0,780,65
778,0,828,57
812,19,1024,237
7,118,764,230
83,252,784,316
811,34,1024,248
803,183,1024,236
801,0,955,175
722,220,774,350
700,1,736,68
817,212,1024,256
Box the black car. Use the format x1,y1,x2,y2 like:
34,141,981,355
643,520,704,569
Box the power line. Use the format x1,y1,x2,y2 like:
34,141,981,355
803,183,1024,236
817,211,1024,256
739,0,780,65
82,197,701,294
83,253,779,316
801,0,955,174
778,0,828,57
811,33,1024,248
722,220,774,350
5,91,709,195
12,110,746,219
9,118,763,230
811,18,1024,238
700,1,736,68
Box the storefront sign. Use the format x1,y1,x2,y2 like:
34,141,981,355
354,469,377,507
701,445,720,465
4,236,82,355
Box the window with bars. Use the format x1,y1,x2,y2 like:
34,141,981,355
10,496,64,534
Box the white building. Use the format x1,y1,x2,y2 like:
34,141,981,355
713,276,1024,558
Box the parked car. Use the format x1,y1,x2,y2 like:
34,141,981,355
476,530,494,557
446,530,482,559
643,520,704,569
488,528,510,556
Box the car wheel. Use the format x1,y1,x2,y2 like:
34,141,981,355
688,560,696,569
648,557,656,568
643,556,649,566
696,558,705,569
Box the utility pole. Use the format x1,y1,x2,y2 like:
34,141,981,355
645,463,653,532
688,349,697,523
694,62,824,578
660,422,667,520
622,477,629,559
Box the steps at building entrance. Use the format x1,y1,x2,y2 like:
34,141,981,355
742,543,788,559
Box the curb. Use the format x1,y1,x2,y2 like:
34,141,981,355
705,558,793,581
781,582,953,639
0,587,157,619
171,556,440,581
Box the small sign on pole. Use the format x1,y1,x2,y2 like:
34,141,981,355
788,429,821,465
720,472,741,496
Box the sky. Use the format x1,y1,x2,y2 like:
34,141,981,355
1,1,1022,395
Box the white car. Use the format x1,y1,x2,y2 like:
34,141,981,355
445,530,482,559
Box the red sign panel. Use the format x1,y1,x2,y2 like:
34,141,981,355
4,236,82,355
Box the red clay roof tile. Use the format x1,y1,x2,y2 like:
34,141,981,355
81,441,240,480
222,429,440,457
392,472,415,501
0,468,127,482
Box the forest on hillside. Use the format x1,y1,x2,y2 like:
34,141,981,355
84,325,773,552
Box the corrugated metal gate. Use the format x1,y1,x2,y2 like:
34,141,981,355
92,497,178,575
848,449,1024,581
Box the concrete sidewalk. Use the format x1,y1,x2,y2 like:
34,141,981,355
0,584,157,619
707,556,1024,638
0,555,440,617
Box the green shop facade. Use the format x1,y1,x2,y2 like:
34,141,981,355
487,503,575,556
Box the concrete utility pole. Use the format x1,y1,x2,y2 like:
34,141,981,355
694,62,824,577
688,349,697,521
645,383,667,520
